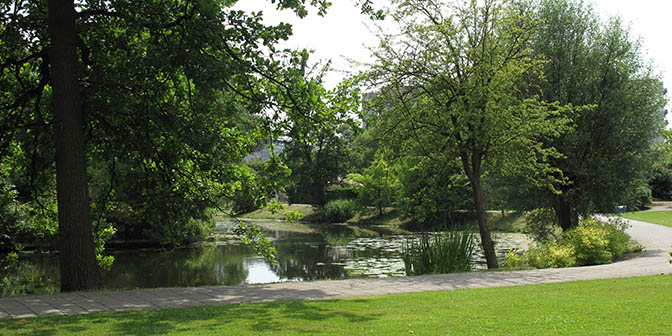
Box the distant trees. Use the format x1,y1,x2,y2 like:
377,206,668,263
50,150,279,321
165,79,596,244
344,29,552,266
283,76,362,206
347,155,399,216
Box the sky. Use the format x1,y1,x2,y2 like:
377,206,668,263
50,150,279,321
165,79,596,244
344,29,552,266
234,0,671,111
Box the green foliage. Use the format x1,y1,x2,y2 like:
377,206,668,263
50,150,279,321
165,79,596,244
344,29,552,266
233,222,277,266
0,173,57,251
227,165,266,215
283,76,362,206
2,0,372,260
395,155,472,224
325,187,358,202
528,0,667,225
93,223,116,271
366,0,575,268
346,156,399,217
564,218,630,266
650,166,672,201
505,217,631,269
402,229,475,275
524,208,562,243
320,199,360,223
525,243,576,269
622,184,652,211
265,199,305,222
649,131,672,200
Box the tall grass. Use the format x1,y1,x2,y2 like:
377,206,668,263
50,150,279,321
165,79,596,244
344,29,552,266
402,228,475,275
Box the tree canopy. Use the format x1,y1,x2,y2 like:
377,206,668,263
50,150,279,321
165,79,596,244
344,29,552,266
0,0,377,291
524,0,667,229
365,0,574,268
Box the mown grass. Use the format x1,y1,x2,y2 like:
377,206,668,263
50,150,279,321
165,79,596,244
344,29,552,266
238,204,319,221
620,211,672,228
2,275,671,335
237,203,527,234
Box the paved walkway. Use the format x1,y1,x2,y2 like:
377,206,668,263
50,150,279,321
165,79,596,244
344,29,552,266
643,201,672,212
1,216,671,319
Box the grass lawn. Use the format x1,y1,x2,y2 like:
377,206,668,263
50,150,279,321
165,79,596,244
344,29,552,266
2,275,671,335
620,211,672,228
237,204,319,221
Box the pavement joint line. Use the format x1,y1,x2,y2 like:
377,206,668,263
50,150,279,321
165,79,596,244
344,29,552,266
61,296,93,313
10,300,41,317
78,293,115,313
132,292,169,310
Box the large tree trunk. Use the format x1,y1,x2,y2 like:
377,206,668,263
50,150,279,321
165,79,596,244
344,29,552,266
553,197,578,231
48,0,100,292
461,151,498,269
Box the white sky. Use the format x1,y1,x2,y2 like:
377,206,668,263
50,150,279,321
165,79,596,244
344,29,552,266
234,0,671,112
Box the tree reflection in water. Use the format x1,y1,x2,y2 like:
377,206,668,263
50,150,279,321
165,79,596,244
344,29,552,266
0,228,531,296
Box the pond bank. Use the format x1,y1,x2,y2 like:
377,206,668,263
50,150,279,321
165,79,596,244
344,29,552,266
235,204,528,232
1,216,669,319
0,218,532,298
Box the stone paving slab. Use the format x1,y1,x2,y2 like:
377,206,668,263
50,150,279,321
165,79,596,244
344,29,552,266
1,217,671,319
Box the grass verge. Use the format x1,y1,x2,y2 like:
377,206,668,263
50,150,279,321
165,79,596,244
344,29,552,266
619,211,672,228
237,204,527,233
2,275,671,335
237,204,318,221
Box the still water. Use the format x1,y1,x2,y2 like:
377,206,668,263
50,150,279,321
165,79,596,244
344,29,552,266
0,222,532,296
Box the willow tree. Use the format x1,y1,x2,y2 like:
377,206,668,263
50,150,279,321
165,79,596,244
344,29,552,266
368,0,572,268
529,0,667,229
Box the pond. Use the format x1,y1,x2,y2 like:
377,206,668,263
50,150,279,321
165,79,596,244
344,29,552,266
0,221,532,297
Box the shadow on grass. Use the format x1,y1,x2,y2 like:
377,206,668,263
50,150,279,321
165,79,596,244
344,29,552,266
0,298,379,336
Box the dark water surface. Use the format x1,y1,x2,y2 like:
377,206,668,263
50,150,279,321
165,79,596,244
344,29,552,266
0,222,531,297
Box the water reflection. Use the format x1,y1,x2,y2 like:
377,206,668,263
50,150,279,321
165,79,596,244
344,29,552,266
0,225,531,297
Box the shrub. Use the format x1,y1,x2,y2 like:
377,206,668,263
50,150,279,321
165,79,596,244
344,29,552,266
320,199,360,223
503,248,527,270
564,218,630,265
505,217,631,269
526,243,576,269
402,229,475,275
505,243,576,269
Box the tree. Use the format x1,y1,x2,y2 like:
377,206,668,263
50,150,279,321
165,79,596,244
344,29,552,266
283,73,362,206
650,129,672,201
47,0,100,291
395,153,473,225
367,0,572,268
529,0,667,229
1,0,379,291
347,155,399,216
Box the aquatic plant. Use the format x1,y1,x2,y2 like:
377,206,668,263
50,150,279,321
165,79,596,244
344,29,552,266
402,228,475,275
